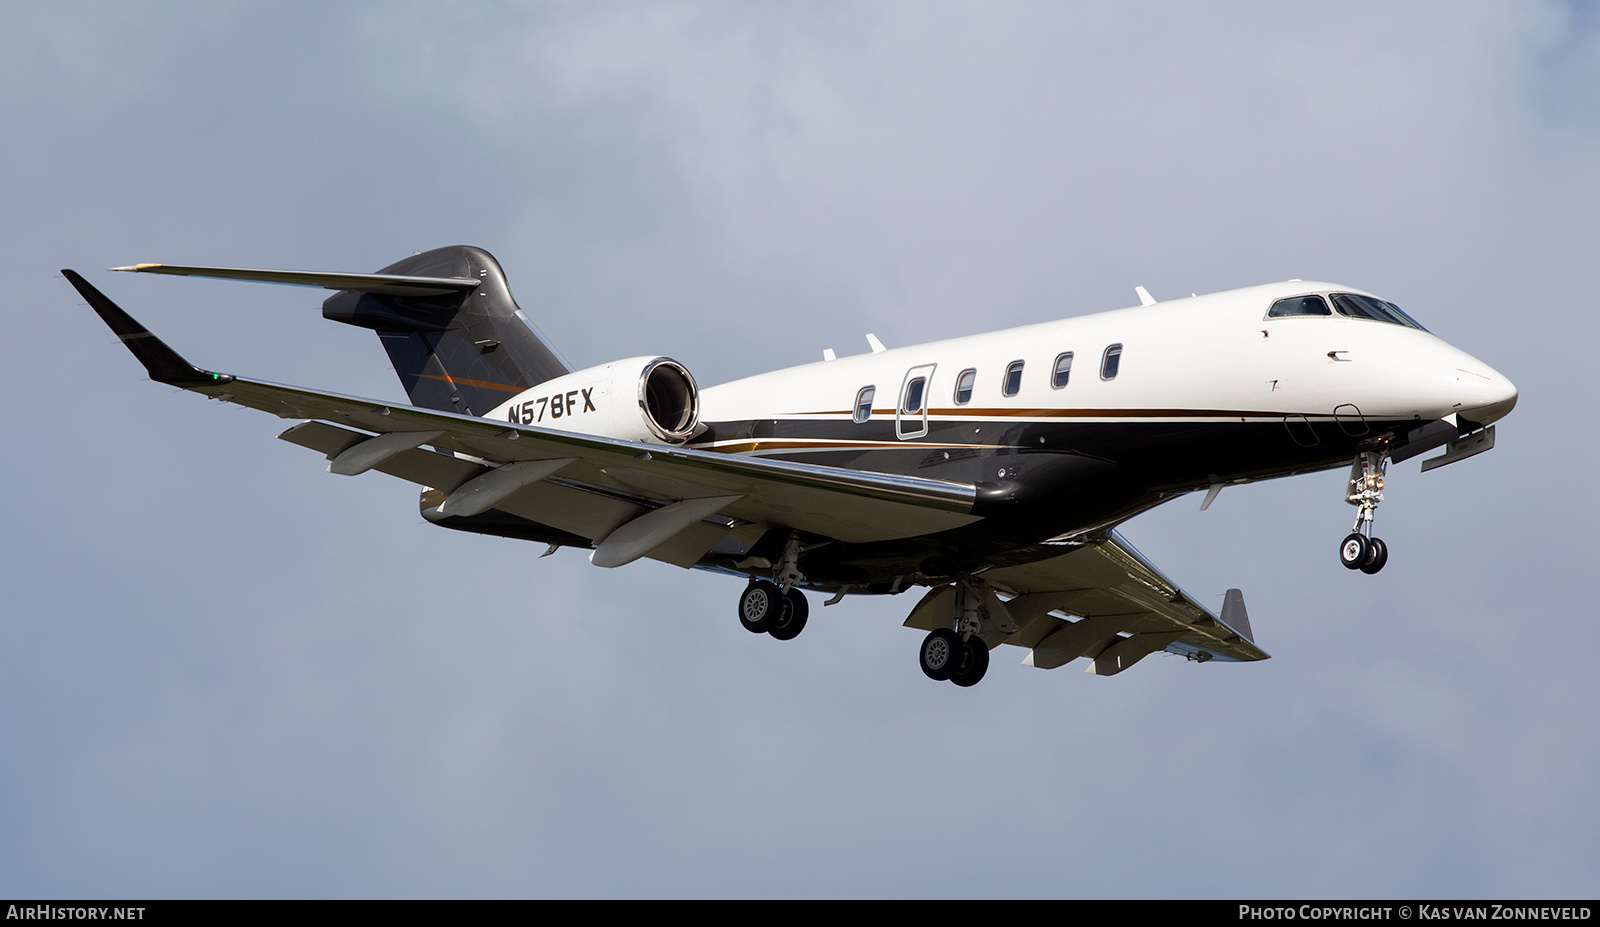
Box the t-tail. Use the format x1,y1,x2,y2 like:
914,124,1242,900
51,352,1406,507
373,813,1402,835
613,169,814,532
112,245,570,416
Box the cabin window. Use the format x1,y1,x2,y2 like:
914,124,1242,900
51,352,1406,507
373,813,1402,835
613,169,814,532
954,368,976,405
1002,361,1025,397
853,386,875,423
1100,344,1122,380
1051,352,1074,388
1267,295,1331,318
1330,293,1428,331
901,377,926,415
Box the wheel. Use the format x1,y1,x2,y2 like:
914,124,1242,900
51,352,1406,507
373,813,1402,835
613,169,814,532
738,580,782,633
1339,533,1369,570
769,588,810,641
1360,537,1388,574
950,636,990,687
919,628,962,681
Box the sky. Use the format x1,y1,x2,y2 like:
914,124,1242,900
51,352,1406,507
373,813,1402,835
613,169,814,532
3,0,1597,899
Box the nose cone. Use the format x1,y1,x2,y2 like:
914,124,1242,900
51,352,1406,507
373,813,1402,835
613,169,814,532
1454,364,1518,426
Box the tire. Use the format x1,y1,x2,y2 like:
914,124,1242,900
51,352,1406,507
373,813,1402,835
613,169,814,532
1360,537,1388,574
738,580,782,633
1339,533,1369,570
950,636,990,687
919,629,962,681
769,589,810,641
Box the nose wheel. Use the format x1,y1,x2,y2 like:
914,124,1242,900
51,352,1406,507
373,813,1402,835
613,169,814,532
1339,533,1388,574
1339,452,1389,574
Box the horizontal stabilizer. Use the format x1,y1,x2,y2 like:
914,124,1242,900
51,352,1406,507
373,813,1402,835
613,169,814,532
111,263,480,297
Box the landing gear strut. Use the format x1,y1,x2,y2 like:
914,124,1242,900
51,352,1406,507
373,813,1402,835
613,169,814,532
918,580,992,686
736,531,811,640
1340,451,1390,574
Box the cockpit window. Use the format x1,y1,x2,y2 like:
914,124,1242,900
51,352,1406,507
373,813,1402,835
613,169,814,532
1331,293,1428,331
1267,295,1331,318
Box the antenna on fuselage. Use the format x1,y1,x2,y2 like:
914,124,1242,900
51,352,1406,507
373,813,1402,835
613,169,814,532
1135,286,1156,307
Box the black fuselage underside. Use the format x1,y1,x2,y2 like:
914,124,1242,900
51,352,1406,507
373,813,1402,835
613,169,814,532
432,413,1403,589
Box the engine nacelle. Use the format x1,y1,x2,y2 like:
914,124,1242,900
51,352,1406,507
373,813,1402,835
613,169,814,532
488,356,701,444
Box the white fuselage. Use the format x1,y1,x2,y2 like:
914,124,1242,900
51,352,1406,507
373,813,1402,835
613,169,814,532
481,278,1516,552
698,281,1514,443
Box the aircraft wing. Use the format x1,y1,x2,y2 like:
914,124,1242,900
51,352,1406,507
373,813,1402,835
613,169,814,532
906,532,1267,674
991,532,1267,671
67,271,981,567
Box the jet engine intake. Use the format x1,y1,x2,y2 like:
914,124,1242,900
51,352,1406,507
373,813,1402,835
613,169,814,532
490,355,701,444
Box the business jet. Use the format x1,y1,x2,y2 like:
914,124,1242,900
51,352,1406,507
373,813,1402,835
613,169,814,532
63,246,1516,687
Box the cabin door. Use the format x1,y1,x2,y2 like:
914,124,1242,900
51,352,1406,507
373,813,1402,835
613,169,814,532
896,364,936,439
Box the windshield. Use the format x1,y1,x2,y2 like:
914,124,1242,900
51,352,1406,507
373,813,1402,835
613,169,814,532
1330,293,1428,331
1267,295,1331,318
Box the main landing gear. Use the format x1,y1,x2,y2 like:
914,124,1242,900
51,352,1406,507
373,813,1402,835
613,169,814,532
738,579,809,640
919,628,990,687
1340,451,1390,575
736,531,810,641
918,581,992,687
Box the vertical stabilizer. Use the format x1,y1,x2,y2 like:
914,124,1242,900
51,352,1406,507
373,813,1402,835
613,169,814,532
321,246,569,415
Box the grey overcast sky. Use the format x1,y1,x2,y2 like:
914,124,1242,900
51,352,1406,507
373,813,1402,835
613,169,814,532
3,1,1596,898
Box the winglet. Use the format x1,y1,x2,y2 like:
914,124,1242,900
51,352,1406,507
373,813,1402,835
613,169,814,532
1219,588,1254,643
62,270,231,387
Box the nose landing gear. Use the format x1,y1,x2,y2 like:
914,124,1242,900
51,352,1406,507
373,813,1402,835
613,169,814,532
1339,533,1388,573
1340,452,1389,574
